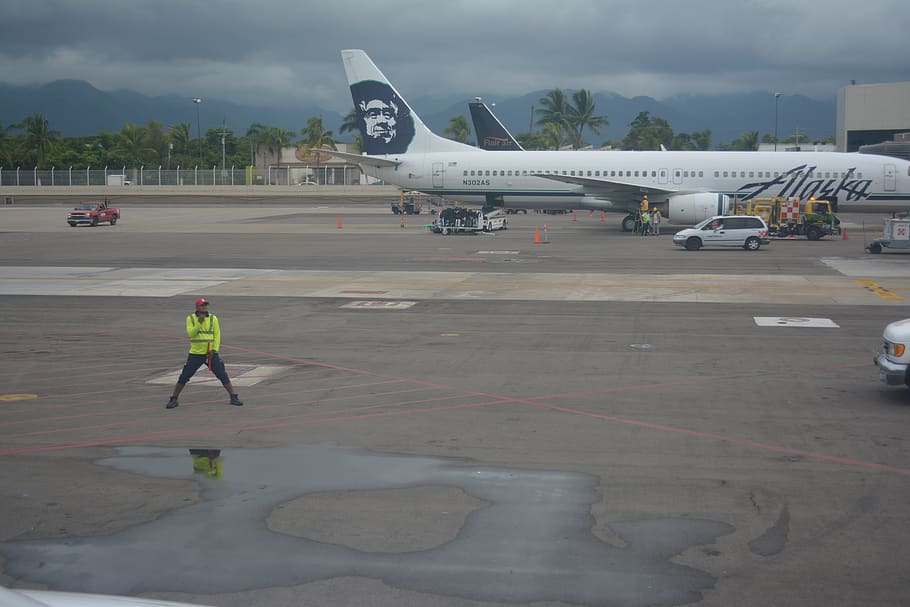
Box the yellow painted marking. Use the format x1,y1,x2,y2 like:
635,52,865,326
855,279,904,301
440,333,461,337
0,394,38,402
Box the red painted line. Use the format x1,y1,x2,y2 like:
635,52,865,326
0,400,509,456
0,385,459,439
3,332,904,479
523,401,910,477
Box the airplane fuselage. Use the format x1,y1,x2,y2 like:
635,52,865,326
367,150,910,211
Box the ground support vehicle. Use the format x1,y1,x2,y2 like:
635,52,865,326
67,199,120,227
431,208,485,235
866,216,910,254
874,318,910,387
732,197,840,240
482,210,508,232
673,215,770,251
391,198,422,214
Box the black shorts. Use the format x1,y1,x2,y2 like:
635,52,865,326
177,353,230,385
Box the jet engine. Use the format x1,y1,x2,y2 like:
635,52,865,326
622,193,731,231
663,193,731,224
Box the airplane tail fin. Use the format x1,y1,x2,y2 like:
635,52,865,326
342,49,477,156
469,100,524,151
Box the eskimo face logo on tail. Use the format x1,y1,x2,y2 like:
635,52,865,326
350,80,415,155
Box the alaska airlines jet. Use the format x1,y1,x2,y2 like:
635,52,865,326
325,50,910,230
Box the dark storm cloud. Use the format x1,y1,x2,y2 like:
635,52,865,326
0,0,907,109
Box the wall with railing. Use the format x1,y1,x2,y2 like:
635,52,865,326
0,164,361,187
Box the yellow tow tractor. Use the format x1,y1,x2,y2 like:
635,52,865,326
732,196,840,240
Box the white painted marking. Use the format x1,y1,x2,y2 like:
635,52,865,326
340,300,416,309
477,251,520,255
146,364,289,387
754,317,839,328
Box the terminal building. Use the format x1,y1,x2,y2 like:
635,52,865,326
836,82,910,153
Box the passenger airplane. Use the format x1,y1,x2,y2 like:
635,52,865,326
326,50,910,230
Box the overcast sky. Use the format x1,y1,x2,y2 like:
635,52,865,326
2,0,908,111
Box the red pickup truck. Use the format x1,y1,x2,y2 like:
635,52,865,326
67,199,121,227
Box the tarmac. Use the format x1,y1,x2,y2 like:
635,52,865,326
1,197,909,607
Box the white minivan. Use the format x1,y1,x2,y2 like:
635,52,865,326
673,215,770,251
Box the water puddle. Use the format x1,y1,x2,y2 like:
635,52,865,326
1,444,733,605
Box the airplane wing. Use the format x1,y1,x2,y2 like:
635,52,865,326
316,148,401,169
532,173,680,209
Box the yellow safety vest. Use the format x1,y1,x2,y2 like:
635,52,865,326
186,313,221,354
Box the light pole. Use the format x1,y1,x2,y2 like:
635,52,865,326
192,98,202,168
774,92,781,152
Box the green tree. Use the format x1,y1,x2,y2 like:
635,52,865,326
339,108,363,152
515,131,549,150
298,117,337,183
443,115,473,144
535,89,571,147
540,123,564,150
14,113,61,168
669,130,710,151
728,130,759,151
169,123,192,166
262,127,295,176
566,89,608,149
0,121,12,165
245,122,269,167
691,129,712,150
110,123,157,168
621,111,673,150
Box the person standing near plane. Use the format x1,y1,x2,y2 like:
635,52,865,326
651,208,662,236
166,298,243,409
640,210,651,236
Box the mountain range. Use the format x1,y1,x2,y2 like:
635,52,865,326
0,80,836,147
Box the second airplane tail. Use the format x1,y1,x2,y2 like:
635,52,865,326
342,49,478,157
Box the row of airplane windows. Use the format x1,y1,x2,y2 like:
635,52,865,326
462,169,863,180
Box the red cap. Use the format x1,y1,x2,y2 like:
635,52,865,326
195,298,209,307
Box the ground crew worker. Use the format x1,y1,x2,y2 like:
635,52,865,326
639,210,651,236
651,208,662,236
167,298,243,409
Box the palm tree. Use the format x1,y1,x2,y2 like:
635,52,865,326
261,127,295,182
339,108,363,152
730,130,759,151
443,115,472,144
0,121,11,165
169,123,192,165
566,90,608,149
15,113,60,168
298,117,337,183
111,123,157,169
535,89,570,146
540,123,564,150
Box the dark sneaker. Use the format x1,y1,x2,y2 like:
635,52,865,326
229,394,244,406
166,397,179,409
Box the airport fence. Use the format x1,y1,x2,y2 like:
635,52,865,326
0,164,359,187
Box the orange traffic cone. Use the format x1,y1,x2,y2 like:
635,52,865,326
601,211,605,222
534,226,541,244
337,216,343,229
589,211,593,218
843,228,849,240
